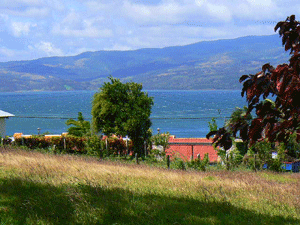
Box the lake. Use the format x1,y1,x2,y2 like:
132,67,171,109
0,90,247,137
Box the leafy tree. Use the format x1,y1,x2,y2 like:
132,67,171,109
151,132,170,159
208,117,218,132
206,106,252,151
66,112,91,137
151,132,170,153
91,77,153,157
208,15,300,159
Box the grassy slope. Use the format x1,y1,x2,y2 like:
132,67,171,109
0,147,299,225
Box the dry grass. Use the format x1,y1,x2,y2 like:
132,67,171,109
0,147,299,224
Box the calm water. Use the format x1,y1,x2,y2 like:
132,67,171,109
0,90,247,137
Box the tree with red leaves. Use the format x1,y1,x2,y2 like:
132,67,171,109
207,15,300,158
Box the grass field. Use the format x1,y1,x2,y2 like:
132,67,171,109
0,147,299,224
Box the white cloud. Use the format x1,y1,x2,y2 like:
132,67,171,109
205,3,232,22
52,11,113,38
104,44,132,51
33,41,63,56
122,0,195,24
0,47,31,62
11,22,36,37
246,0,272,7
52,24,113,38
4,7,50,18
0,0,43,7
0,47,16,58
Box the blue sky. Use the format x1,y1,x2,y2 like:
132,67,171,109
0,0,299,62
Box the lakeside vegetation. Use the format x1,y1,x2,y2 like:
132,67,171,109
0,147,299,224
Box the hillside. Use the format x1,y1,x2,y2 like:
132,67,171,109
0,34,290,92
0,148,299,224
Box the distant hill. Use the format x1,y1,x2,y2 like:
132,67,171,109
0,34,290,92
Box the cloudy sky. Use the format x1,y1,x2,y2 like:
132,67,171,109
0,0,299,62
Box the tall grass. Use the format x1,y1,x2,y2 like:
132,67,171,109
0,147,299,224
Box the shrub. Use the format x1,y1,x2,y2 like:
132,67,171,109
14,135,87,154
186,153,210,171
86,135,105,158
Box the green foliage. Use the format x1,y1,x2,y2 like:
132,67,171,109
285,132,300,158
187,153,210,171
106,136,129,157
243,140,287,172
217,140,243,170
92,77,153,156
85,135,105,158
208,117,218,132
225,106,252,140
235,141,248,156
66,112,91,137
150,132,170,159
151,132,170,150
14,136,87,154
268,143,286,172
171,157,186,170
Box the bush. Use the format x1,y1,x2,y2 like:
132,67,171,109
186,153,210,171
86,135,105,158
172,157,186,170
14,135,87,154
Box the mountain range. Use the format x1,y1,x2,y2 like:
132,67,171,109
0,34,290,92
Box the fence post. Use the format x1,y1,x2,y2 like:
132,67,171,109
63,137,66,150
191,145,194,161
254,154,256,172
167,155,170,169
135,153,139,164
144,141,147,158
226,153,229,170
126,139,129,155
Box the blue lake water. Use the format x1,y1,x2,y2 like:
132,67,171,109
0,90,247,137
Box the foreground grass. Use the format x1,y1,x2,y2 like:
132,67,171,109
0,147,299,224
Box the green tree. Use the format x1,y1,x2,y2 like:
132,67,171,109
91,77,153,157
151,132,170,152
225,106,252,141
66,112,91,137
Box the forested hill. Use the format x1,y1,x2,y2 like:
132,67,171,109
0,34,290,92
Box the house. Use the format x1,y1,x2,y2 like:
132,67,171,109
167,137,218,162
0,110,14,138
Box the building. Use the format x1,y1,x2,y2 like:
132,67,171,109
167,137,218,162
0,110,15,138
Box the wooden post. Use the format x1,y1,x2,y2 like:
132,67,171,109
135,153,139,164
254,154,256,172
167,155,170,169
226,153,229,170
63,137,66,150
191,145,194,161
126,139,129,155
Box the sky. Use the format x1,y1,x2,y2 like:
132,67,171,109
0,0,299,62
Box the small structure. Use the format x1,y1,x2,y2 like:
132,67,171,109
0,110,14,138
167,137,218,162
